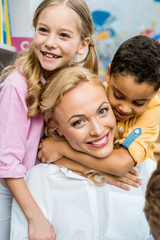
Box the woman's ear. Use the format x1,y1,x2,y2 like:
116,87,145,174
49,120,63,136
56,128,63,136
106,64,111,83
48,120,57,130
77,38,90,55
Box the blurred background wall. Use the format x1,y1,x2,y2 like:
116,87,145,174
9,0,160,80
86,0,160,80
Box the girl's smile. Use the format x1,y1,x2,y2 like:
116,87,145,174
33,4,88,78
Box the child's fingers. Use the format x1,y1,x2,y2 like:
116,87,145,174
129,169,139,176
108,179,130,191
37,149,42,159
38,149,47,163
40,155,46,163
38,142,42,149
38,138,51,149
125,172,142,185
119,176,140,188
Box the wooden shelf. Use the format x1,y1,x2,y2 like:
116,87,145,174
0,43,16,55
0,44,17,71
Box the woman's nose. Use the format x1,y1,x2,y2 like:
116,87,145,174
89,119,104,136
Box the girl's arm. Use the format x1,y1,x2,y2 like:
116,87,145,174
5,178,55,240
38,138,135,176
0,73,55,239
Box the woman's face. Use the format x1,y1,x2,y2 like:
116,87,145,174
54,82,116,158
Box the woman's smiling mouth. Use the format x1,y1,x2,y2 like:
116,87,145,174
86,133,109,148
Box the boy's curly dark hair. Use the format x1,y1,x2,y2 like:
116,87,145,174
110,35,160,91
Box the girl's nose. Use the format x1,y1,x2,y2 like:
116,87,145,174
45,35,58,49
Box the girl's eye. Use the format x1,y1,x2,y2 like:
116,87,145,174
60,33,70,38
113,92,123,99
99,108,108,115
72,119,83,127
39,27,48,33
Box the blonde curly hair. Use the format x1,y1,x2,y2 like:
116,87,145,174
0,0,98,118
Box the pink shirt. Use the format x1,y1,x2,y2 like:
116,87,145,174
0,69,44,187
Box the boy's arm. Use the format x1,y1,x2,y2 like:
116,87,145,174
54,157,141,190
39,138,135,176
61,144,135,176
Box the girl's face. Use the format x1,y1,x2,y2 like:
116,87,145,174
33,4,89,78
54,82,116,158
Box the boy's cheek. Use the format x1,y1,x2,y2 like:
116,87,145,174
132,105,148,117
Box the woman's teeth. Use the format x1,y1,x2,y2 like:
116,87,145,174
91,136,107,145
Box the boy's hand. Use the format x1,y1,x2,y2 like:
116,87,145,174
107,170,142,191
38,138,65,163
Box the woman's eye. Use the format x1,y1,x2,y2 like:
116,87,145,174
99,108,108,115
72,119,83,127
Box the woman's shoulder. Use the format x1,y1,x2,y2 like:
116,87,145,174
25,163,61,188
25,163,57,180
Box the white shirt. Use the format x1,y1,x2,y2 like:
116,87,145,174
10,158,156,240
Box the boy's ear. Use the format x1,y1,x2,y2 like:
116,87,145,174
106,63,111,83
77,38,90,55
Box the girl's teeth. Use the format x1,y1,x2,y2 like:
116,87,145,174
91,136,106,145
45,53,54,58
46,54,53,57
44,53,58,58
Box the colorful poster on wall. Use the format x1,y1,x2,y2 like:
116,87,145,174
11,37,32,54
86,0,160,80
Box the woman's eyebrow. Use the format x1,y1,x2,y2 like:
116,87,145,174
67,101,109,123
97,101,109,110
67,114,85,123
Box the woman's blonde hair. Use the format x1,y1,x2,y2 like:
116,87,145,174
40,65,110,185
40,65,104,129
0,0,98,118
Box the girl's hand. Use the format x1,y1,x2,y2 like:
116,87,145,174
28,214,56,240
38,138,67,163
106,170,142,191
